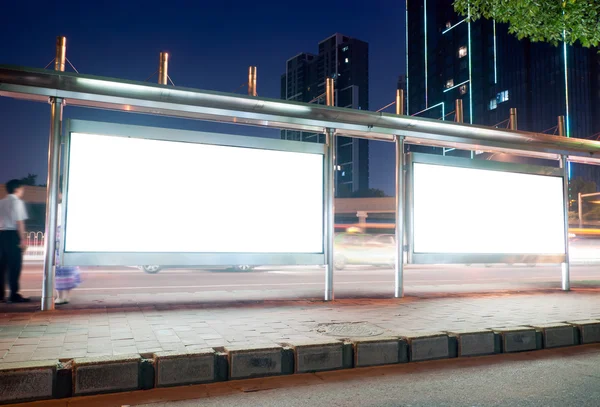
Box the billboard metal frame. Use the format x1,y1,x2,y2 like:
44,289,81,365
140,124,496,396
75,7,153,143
405,153,567,265
61,120,327,267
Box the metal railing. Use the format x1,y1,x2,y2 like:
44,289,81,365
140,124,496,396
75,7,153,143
24,231,45,260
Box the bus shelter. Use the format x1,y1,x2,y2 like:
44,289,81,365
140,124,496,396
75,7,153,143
2,41,600,311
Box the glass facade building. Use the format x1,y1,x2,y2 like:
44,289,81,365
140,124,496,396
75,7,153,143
406,0,600,182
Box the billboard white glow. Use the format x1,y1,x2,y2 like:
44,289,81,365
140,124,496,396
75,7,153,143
64,132,324,253
412,162,566,254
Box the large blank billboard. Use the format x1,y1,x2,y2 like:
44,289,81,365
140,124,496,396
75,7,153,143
409,154,566,263
61,121,325,266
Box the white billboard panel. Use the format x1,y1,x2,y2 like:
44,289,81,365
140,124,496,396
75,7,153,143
64,131,324,256
412,161,566,256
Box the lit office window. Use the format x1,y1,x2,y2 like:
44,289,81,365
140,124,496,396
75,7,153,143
445,79,454,89
489,98,497,110
496,90,510,103
458,46,468,58
459,84,468,95
446,21,452,29
345,58,349,63
342,46,349,52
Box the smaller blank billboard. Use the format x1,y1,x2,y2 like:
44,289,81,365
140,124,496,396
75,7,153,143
62,121,325,266
410,155,566,262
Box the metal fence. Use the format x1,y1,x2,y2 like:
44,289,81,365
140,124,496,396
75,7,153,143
24,231,45,260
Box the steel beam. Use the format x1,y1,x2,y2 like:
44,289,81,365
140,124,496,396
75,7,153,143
2,66,600,161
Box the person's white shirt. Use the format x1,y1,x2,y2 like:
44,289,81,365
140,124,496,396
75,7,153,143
0,194,28,231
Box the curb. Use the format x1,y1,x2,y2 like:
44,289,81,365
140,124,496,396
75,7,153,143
1,320,599,404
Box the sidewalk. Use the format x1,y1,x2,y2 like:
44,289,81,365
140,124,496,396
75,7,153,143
1,289,600,364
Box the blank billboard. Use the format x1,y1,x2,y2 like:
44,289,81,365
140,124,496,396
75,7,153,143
412,161,566,256
64,131,324,256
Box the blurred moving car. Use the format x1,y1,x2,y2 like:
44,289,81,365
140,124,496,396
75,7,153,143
334,232,395,270
140,232,396,273
139,265,254,274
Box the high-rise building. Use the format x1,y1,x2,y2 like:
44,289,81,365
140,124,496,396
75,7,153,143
397,74,408,113
406,0,600,182
281,34,369,197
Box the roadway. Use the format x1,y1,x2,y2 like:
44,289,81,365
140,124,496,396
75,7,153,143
16,259,600,308
124,345,600,406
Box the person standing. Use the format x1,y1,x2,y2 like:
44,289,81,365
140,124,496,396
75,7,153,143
55,193,81,305
0,179,31,303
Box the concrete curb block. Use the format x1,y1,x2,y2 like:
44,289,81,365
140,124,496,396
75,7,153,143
225,345,283,380
215,352,229,382
350,337,408,367
493,327,538,353
282,347,295,374
54,362,72,399
289,340,344,373
0,360,56,405
5,321,600,404
154,350,215,387
72,354,141,396
568,320,600,344
531,323,578,349
342,342,354,369
402,333,450,362
447,329,496,357
140,358,155,390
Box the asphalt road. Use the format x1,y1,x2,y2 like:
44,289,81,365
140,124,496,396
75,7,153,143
118,345,600,407
15,259,600,307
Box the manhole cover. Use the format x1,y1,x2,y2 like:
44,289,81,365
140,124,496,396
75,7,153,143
316,322,385,337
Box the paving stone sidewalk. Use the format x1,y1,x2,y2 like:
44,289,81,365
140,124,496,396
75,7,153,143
1,290,599,365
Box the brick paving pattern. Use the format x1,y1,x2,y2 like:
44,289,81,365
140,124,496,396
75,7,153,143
1,290,599,364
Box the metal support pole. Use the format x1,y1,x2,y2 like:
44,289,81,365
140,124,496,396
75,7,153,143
324,128,336,301
394,135,405,298
455,99,463,123
54,37,66,72
248,66,257,97
158,52,169,85
42,37,67,311
396,89,404,116
41,98,63,311
326,77,335,107
509,108,518,130
560,155,570,291
577,192,584,229
558,115,566,137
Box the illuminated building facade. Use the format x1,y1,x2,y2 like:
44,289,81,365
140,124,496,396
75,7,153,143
406,1,600,155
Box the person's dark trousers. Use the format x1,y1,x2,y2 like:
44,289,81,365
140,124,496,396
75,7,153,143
0,230,23,301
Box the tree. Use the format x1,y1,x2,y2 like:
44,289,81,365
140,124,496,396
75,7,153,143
569,176,597,211
453,0,600,48
336,186,387,198
19,173,38,186
352,188,387,198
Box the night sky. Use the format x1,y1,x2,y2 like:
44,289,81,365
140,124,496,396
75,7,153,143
0,0,406,195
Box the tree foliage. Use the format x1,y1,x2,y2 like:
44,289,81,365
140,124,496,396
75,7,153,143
337,186,387,198
352,188,387,198
570,176,597,197
453,0,600,48
569,176,597,211
19,173,38,186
